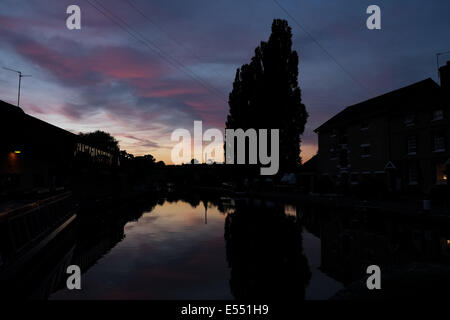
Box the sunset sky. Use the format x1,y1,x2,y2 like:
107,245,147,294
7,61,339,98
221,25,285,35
1,0,450,163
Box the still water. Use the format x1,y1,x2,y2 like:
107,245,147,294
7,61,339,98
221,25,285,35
48,195,450,300
50,197,343,300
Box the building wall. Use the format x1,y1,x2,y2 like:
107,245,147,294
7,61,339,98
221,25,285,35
390,102,450,194
317,93,449,197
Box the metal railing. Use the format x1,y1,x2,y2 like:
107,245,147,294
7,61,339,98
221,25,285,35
0,192,76,264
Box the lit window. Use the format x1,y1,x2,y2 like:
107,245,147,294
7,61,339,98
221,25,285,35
436,163,448,185
432,109,444,121
407,136,417,155
284,205,296,217
404,113,415,126
433,134,446,152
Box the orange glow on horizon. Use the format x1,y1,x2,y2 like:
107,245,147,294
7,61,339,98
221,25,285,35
139,142,319,165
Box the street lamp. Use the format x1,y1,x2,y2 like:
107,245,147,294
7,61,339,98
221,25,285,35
2,67,32,107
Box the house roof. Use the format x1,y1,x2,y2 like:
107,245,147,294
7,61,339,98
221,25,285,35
0,99,78,153
314,78,442,133
0,99,76,139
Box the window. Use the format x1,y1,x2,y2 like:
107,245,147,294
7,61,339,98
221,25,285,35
433,133,446,152
350,173,359,185
432,109,444,121
330,129,337,138
436,163,448,185
408,164,418,185
338,133,348,145
361,120,369,130
407,136,417,155
361,143,371,158
339,149,349,167
329,148,337,160
404,113,415,126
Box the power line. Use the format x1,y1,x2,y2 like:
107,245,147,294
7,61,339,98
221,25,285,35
84,0,227,102
88,0,227,101
122,0,204,62
271,0,371,97
123,0,239,103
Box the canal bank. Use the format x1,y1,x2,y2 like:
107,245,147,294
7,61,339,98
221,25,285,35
191,185,450,218
0,191,77,298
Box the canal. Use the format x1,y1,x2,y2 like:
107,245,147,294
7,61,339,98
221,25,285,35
6,192,448,300
49,196,346,300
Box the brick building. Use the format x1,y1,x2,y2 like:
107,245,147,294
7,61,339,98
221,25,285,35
314,63,450,198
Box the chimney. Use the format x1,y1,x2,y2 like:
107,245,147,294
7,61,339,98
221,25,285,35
439,61,450,96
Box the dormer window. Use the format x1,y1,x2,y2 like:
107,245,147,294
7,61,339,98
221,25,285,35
404,113,415,126
432,109,444,121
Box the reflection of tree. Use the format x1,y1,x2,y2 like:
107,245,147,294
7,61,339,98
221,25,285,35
224,200,311,300
164,189,231,214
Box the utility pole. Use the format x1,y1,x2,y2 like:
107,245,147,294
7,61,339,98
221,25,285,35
3,67,32,107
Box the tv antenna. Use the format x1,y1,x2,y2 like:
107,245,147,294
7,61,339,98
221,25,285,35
3,67,32,107
436,51,450,79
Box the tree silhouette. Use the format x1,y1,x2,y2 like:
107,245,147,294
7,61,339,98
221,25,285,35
225,19,308,171
79,130,120,154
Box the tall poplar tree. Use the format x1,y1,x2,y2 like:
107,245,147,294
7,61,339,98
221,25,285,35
226,19,308,171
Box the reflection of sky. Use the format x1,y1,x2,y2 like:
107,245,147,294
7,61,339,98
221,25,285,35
51,201,232,299
2,1,450,163
50,200,346,300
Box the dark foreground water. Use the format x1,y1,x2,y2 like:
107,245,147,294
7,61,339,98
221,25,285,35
53,201,233,299
49,197,345,300
8,192,444,300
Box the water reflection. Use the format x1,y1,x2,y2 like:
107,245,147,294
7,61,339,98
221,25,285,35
4,192,450,300
224,199,311,300
301,205,450,285
300,204,450,298
52,197,231,299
